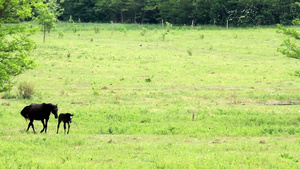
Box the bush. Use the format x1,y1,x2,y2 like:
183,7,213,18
166,22,173,32
18,82,35,99
145,78,151,82
90,81,100,95
187,48,192,56
94,26,100,33
58,30,64,38
140,27,147,36
293,70,300,77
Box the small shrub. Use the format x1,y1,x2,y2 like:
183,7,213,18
94,26,100,33
145,78,151,82
91,81,100,95
280,153,293,159
68,15,74,23
199,34,205,39
140,27,147,36
72,24,78,33
278,39,300,59
120,27,127,36
18,82,35,99
115,93,119,101
187,48,192,56
58,30,64,38
166,22,173,32
2,92,16,99
293,70,300,77
161,32,167,41
108,127,113,134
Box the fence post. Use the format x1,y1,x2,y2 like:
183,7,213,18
226,20,229,30
191,20,194,29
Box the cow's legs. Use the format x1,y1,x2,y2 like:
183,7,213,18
40,120,45,133
63,122,67,134
27,120,35,133
57,120,61,134
67,122,70,134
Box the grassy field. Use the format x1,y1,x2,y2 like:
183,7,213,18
0,23,300,168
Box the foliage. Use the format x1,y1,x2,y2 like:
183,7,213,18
18,81,35,99
165,22,172,32
68,15,78,33
277,2,300,61
187,48,192,56
280,153,294,160
94,26,100,33
35,0,63,42
58,30,64,38
293,70,300,77
140,27,147,36
59,0,300,26
90,81,100,95
0,0,40,92
277,39,300,59
68,15,74,23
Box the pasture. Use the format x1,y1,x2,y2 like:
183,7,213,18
0,23,300,168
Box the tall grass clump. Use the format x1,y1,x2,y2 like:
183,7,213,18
166,22,173,32
187,48,192,56
68,15,78,33
90,81,100,95
94,26,100,33
199,34,205,39
58,30,64,38
161,32,168,41
140,27,147,36
120,26,127,36
18,81,35,99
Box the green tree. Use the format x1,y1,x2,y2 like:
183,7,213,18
140,0,158,24
62,0,300,25
0,0,41,92
35,0,63,42
277,2,300,77
277,2,300,59
158,0,195,24
61,0,101,22
95,0,125,23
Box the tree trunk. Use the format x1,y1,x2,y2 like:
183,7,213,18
141,11,145,24
120,11,124,23
133,11,137,23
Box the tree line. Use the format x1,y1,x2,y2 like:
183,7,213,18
58,0,300,26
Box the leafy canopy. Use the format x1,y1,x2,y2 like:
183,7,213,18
0,0,42,92
277,3,300,60
35,0,63,42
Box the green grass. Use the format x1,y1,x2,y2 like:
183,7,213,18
0,23,300,168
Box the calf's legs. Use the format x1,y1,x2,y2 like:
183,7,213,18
57,121,71,134
27,120,36,133
57,120,61,134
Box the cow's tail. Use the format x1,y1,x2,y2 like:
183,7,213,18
20,106,30,120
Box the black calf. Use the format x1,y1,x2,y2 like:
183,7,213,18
57,113,74,134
